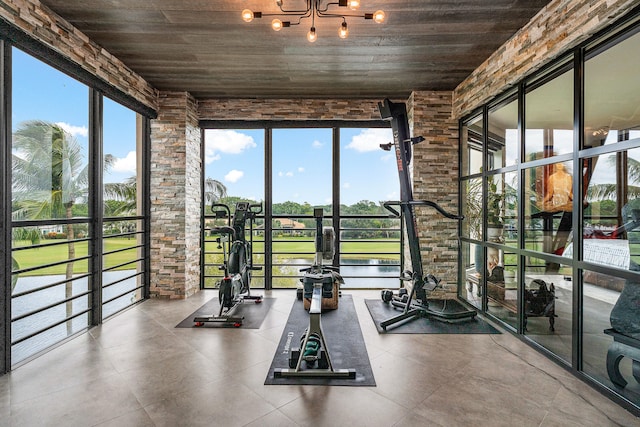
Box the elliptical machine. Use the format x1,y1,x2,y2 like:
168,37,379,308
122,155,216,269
194,201,262,327
377,98,477,331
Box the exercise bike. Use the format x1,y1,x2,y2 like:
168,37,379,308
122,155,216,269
194,201,262,327
377,98,477,331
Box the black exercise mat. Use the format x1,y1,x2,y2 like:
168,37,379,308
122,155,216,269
365,299,500,334
264,295,375,386
175,296,275,329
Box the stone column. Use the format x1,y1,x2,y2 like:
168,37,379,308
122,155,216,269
149,92,201,299
407,91,460,295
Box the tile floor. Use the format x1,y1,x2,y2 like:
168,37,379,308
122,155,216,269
1,290,639,427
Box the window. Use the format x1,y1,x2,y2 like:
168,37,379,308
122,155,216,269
11,47,91,364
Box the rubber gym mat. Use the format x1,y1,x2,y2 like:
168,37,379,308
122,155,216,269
175,295,275,329
365,299,501,334
264,294,376,386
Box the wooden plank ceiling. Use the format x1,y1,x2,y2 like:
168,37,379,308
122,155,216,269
38,0,551,100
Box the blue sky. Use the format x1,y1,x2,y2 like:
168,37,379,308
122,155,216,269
204,127,399,206
12,47,137,185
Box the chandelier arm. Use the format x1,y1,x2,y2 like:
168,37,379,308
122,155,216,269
276,0,312,15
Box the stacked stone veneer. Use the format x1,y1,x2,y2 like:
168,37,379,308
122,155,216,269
453,0,639,118
150,92,201,299
0,0,157,111
198,99,382,121
408,92,460,297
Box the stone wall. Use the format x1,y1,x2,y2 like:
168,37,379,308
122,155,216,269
408,92,459,296
453,0,639,118
150,92,201,299
0,0,157,111
199,98,383,121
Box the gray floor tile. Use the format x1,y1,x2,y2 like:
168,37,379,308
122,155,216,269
2,289,639,427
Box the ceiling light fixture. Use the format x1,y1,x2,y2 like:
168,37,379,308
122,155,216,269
241,0,385,42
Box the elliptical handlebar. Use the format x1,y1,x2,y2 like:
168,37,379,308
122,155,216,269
383,200,463,220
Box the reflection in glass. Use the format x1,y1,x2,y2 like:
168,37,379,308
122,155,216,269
488,96,518,169
461,115,483,177
585,31,640,149
582,269,637,398
462,178,483,241
523,161,573,258
582,150,640,270
462,242,482,309
524,256,571,363
525,66,574,160
486,250,518,329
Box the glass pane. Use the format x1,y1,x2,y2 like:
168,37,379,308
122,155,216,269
488,96,518,169
461,115,483,176
525,67,574,160
582,150,640,272
340,127,395,208
524,256,571,363
12,48,90,220
583,268,640,407
462,241,482,309
339,127,401,288
273,128,332,211
462,178,482,240
103,97,140,217
524,161,574,256
486,250,518,329
503,171,519,248
203,129,265,289
204,129,265,203
584,31,640,149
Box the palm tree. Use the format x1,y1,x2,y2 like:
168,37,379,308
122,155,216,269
204,177,227,206
12,120,98,334
586,156,640,202
104,175,137,216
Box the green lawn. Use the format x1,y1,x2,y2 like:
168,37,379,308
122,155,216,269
14,236,400,277
204,237,400,260
13,237,141,276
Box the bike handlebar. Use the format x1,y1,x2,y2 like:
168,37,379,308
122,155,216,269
210,226,236,239
383,200,463,220
249,203,263,215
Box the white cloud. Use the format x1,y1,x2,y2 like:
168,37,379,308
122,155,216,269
278,171,284,177
346,128,392,152
204,130,256,163
298,167,305,173
113,151,137,173
312,140,324,148
343,182,351,189
224,169,244,183
55,122,88,138
286,171,293,177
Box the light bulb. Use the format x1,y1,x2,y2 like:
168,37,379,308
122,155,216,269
272,19,283,31
348,0,360,10
339,22,349,39
307,27,317,43
241,9,254,22
373,10,385,23
276,0,283,6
